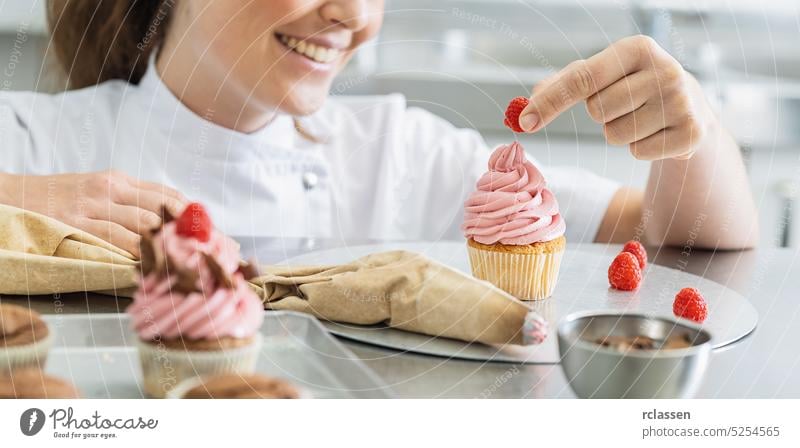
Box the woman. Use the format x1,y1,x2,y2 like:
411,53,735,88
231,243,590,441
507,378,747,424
0,0,757,257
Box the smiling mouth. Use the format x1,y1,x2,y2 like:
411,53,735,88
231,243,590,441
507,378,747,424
276,33,341,64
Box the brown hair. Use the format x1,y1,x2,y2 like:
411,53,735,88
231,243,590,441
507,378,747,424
47,0,175,90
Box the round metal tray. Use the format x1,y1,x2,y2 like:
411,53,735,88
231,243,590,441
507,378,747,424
283,242,758,364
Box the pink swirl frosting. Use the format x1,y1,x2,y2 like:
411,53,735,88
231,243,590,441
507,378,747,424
462,142,565,245
522,312,548,345
127,222,264,341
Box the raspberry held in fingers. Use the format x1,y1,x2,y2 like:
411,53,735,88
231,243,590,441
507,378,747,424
175,202,213,242
622,240,647,269
608,252,642,290
673,287,708,323
504,97,529,133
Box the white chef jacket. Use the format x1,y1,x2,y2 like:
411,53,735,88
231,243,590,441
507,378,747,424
0,62,619,243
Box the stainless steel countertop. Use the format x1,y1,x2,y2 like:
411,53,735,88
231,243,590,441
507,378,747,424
5,238,799,398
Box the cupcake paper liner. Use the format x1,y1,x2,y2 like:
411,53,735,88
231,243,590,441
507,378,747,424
136,333,262,398
467,244,564,301
0,331,53,373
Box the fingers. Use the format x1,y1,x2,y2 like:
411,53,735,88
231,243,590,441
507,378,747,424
127,177,188,204
520,35,662,132
600,81,697,148
530,71,559,96
113,182,187,218
585,70,652,123
92,170,187,218
80,218,142,257
603,102,668,146
86,203,162,235
629,118,704,161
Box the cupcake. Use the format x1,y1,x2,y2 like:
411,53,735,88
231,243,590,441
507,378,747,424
0,304,52,372
127,203,265,398
462,142,566,300
0,368,80,399
169,373,303,399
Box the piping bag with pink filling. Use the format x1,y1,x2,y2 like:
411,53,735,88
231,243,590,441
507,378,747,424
250,250,547,346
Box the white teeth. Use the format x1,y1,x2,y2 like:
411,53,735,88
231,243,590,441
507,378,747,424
304,42,318,58
278,33,339,64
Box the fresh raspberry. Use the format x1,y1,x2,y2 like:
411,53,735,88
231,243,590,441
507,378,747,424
608,252,642,290
504,96,530,132
673,287,708,323
622,240,647,269
175,202,213,242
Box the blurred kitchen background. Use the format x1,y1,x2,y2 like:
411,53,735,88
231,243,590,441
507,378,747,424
2,0,799,247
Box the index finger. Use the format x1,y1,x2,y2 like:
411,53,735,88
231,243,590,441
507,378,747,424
126,176,187,203
115,185,187,219
519,36,654,133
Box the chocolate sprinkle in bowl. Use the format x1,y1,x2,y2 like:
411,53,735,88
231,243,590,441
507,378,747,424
558,312,712,398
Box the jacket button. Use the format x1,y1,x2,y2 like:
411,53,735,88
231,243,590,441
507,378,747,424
302,172,319,190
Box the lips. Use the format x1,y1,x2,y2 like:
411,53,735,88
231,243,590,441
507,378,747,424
276,33,341,64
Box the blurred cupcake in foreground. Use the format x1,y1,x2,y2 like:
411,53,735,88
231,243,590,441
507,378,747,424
0,368,80,399
0,304,52,372
168,373,304,399
462,142,566,301
127,203,265,398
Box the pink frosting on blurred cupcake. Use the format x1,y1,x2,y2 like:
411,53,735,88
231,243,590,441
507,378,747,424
462,142,565,245
130,272,263,340
127,205,264,342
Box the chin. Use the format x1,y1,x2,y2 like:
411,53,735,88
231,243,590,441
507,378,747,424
279,87,331,116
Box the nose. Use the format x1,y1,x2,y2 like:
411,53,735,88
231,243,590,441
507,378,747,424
320,0,369,32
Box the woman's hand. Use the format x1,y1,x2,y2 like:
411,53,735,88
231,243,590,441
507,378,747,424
0,170,187,257
519,35,711,160
521,35,757,249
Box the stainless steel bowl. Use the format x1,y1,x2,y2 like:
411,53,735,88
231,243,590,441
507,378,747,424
558,312,712,399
